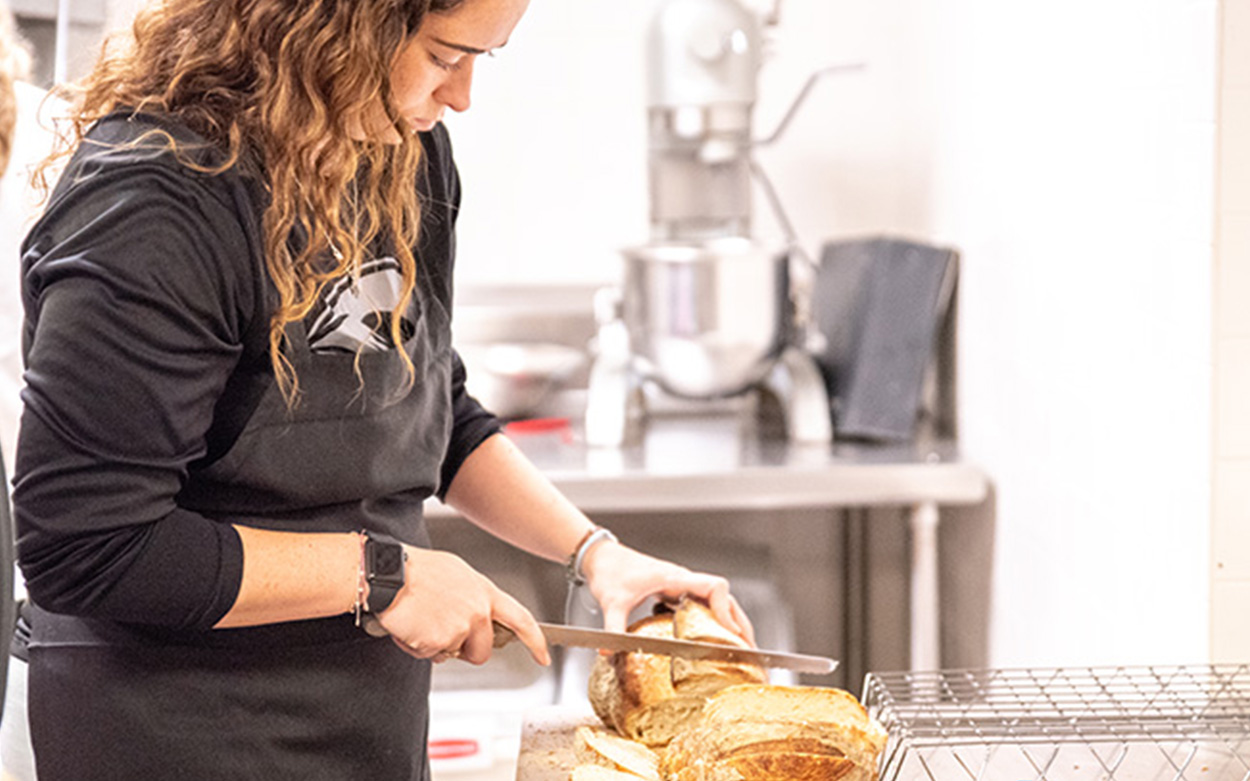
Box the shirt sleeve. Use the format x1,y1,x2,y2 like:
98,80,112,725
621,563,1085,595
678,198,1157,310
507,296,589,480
437,349,503,501
13,149,254,630
425,125,505,500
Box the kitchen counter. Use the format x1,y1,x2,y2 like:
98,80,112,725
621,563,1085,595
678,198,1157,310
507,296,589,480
427,410,990,672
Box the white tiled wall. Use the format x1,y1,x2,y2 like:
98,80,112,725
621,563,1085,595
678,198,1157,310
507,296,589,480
1213,0,1250,663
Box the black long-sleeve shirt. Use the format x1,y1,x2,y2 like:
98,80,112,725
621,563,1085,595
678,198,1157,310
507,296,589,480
12,113,500,633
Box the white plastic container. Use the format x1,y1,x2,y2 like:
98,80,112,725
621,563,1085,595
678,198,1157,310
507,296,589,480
429,674,556,781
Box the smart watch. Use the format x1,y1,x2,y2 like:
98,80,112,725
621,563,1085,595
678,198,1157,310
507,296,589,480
363,531,407,615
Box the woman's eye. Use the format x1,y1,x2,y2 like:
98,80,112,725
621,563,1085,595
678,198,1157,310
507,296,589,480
429,53,459,72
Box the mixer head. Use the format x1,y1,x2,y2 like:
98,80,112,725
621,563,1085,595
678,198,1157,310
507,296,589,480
645,0,763,241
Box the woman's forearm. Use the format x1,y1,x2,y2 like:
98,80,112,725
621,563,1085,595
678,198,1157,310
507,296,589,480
442,433,597,566
219,432,598,630
214,526,360,629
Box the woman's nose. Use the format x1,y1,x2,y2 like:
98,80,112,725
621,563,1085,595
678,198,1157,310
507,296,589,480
437,60,475,113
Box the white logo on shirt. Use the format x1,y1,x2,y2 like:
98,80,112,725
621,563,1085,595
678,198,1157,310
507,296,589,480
306,258,416,353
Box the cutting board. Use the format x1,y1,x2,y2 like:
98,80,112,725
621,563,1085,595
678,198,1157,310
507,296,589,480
515,705,601,781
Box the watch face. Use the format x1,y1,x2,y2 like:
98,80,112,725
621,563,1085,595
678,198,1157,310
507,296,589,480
369,541,404,578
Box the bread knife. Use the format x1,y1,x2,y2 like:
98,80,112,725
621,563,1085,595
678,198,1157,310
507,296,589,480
362,617,837,675
502,622,839,675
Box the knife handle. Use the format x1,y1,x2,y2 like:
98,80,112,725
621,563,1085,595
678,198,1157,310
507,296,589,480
367,615,523,653
492,621,518,649
364,615,519,650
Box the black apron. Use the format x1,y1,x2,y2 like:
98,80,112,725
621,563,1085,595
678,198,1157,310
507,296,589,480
27,294,455,780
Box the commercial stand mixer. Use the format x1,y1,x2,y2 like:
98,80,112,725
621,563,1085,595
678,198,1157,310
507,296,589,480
584,0,842,447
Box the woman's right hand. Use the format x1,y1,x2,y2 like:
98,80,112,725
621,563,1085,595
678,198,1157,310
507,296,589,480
373,547,550,667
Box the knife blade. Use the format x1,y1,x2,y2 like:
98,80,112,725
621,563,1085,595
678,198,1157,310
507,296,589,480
500,622,838,675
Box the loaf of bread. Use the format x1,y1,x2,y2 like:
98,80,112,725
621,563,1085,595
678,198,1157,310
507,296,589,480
669,600,767,699
659,684,887,781
587,599,765,747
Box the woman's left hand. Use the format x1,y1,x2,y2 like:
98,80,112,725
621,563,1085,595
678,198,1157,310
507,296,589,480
580,539,755,647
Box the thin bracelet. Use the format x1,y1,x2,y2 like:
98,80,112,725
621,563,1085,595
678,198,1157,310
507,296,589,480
566,526,618,586
352,531,367,627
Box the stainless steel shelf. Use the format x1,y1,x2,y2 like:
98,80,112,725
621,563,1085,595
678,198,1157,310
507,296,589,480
427,412,988,517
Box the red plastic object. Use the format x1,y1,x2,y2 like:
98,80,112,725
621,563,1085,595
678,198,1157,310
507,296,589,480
503,417,573,443
428,738,481,760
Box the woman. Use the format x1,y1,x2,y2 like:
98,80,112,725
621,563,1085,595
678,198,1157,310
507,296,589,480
1,0,31,471
11,1,754,779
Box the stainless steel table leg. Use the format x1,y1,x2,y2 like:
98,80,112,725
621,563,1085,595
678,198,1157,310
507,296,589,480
909,501,940,671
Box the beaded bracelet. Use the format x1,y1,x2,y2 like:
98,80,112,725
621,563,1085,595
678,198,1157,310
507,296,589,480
352,531,367,627
565,526,618,586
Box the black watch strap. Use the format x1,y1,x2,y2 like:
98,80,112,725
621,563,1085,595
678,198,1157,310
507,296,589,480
364,532,406,615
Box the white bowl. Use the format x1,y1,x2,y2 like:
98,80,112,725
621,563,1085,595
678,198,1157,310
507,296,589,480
459,342,586,420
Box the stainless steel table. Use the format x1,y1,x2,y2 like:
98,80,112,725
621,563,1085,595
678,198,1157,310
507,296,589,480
426,413,990,671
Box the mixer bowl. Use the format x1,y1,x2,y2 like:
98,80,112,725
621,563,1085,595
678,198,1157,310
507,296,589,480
621,238,791,399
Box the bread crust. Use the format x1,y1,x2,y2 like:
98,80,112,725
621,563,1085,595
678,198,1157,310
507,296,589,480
658,685,887,781
660,722,876,776
587,602,766,747
722,752,866,781
700,684,887,755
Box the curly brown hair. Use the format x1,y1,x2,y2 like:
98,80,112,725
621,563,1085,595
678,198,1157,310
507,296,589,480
42,0,464,399
0,0,31,177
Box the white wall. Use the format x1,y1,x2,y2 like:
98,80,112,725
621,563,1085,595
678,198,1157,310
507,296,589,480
453,0,1215,668
925,0,1215,667
1212,0,1250,662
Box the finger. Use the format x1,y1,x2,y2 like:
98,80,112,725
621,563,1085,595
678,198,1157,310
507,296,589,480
458,617,496,665
701,580,741,636
493,616,550,666
728,595,756,647
677,576,753,644
491,593,551,667
600,601,631,636
655,593,681,609
392,635,437,660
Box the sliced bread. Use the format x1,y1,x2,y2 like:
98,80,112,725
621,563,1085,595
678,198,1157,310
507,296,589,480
587,601,765,747
587,614,706,746
670,599,766,697
575,725,661,781
569,764,655,781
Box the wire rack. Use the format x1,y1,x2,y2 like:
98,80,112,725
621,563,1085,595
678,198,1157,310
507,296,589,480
862,664,1250,781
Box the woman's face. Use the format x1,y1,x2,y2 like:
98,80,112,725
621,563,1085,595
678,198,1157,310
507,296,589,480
384,0,530,137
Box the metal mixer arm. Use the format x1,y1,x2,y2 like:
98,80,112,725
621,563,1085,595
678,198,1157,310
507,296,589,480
753,62,866,148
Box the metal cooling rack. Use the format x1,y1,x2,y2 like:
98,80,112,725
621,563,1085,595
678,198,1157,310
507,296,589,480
862,664,1250,781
